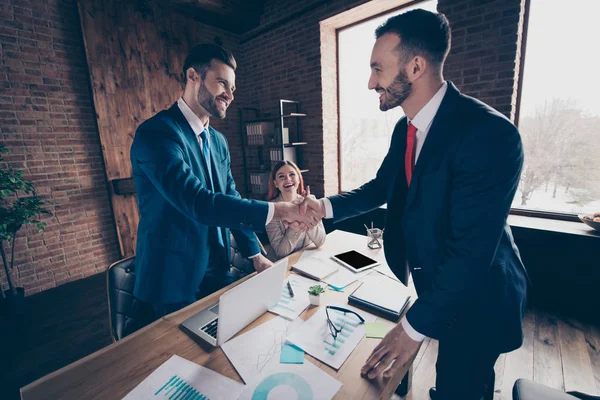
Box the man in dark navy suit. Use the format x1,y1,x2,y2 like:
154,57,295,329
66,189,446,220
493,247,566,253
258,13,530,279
130,44,320,318
301,9,528,400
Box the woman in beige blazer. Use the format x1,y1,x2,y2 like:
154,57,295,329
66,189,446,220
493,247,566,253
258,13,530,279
265,161,326,261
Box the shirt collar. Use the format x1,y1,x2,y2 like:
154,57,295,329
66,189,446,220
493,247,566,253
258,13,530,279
177,97,210,137
408,82,448,133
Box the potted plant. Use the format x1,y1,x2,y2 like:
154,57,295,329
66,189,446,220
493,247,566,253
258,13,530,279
307,284,325,306
0,143,52,316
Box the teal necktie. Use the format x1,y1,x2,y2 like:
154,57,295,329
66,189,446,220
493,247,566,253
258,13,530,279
199,129,225,248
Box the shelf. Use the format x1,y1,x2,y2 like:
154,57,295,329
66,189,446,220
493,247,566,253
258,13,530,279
243,113,307,123
284,142,307,147
300,169,309,173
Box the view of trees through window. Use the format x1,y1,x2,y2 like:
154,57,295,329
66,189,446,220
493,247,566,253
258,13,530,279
513,0,600,215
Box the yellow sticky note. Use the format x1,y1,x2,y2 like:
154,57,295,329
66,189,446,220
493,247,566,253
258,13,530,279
365,322,389,339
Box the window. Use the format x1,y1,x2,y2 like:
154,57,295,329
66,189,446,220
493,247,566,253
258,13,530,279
514,0,600,216
337,0,438,192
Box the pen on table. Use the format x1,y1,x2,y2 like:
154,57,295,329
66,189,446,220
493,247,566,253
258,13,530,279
364,224,369,231
287,281,295,297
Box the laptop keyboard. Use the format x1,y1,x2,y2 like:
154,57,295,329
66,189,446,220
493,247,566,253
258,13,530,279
201,318,218,339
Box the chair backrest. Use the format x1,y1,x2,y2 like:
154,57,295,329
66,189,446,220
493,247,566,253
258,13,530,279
229,233,267,277
106,256,154,341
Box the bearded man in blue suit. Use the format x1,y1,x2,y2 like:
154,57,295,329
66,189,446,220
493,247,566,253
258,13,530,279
131,44,320,318
301,10,529,400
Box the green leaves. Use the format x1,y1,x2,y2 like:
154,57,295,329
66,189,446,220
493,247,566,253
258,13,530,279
0,143,53,281
308,285,325,296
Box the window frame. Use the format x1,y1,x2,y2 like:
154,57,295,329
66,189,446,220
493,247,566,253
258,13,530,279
512,0,580,222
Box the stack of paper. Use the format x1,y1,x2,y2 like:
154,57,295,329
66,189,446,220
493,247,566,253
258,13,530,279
291,252,338,281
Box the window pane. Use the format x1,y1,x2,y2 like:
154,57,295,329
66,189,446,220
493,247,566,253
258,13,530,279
515,0,600,215
338,0,438,192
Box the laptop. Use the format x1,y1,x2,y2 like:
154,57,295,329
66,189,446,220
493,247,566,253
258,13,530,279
180,258,288,347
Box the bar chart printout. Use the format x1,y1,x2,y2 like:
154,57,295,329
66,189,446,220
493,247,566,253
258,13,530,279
122,355,245,400
268,274,314,320
286,304,376,370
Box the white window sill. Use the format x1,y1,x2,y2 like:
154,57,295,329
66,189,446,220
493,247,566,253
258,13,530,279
377,204,599,238
507,214,600,238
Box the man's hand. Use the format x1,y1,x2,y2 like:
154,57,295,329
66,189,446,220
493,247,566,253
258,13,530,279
361,323,421,380
252,254,273,273
297,186,326,219
273,201,321,232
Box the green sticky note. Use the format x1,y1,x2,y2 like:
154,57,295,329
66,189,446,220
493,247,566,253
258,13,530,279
280,344,305,364
365,322,389,339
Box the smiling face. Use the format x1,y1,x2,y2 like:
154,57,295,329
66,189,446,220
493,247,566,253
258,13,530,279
274,164,300,195
192,59,236,119
368,33,413,111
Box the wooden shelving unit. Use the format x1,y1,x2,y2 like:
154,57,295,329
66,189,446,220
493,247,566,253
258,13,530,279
239,99,308,199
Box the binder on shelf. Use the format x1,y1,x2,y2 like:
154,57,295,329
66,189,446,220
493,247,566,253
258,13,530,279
269,148,283,168
245,122,274,146
348,273,411,322
248,171,270,194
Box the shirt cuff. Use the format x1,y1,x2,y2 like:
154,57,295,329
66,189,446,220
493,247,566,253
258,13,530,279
322,197,334,219
248,253,261,259
265,202,274,225
401,316,426,342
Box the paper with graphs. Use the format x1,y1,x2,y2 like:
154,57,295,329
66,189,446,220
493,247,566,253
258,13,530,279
122,355,244,400
237,361,342,400
269,274,316,320
286,303,376,370
221,316,304,384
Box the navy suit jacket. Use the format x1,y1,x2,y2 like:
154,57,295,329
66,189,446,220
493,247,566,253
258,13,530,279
329,82,528,353
130,103,269,305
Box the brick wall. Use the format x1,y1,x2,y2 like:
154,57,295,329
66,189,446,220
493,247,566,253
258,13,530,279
0,0,120,295
438,0,524,120
238,0,525,197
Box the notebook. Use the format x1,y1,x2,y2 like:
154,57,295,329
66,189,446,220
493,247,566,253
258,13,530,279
291,254,338,281
348,273,411,322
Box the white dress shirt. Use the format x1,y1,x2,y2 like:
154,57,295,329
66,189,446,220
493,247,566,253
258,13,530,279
322,82,448,341
177,98,274,258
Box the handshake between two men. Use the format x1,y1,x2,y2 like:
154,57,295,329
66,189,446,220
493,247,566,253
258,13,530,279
271,187,327,231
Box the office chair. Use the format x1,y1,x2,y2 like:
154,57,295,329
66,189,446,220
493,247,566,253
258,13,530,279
107,234,267,341
106,256,154,341
229,233,268,278
513,379,600,400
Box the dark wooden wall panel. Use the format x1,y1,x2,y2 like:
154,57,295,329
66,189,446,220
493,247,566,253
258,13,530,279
77,0,241,256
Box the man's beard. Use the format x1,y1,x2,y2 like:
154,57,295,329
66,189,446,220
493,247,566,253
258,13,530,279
197,82,227,119
379,69,412,111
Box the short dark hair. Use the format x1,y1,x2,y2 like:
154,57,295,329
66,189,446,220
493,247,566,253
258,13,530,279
182,44,237,84
375,9,451,69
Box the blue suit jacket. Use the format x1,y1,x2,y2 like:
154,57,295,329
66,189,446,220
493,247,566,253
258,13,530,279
330,82,529,353
130,103,269,305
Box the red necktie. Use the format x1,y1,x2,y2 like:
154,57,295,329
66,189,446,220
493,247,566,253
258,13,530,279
405,122,417,186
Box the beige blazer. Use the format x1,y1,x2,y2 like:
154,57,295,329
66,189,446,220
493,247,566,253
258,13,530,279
266,194,327,262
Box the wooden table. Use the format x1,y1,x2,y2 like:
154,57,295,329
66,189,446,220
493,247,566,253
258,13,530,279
21,230,418,400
